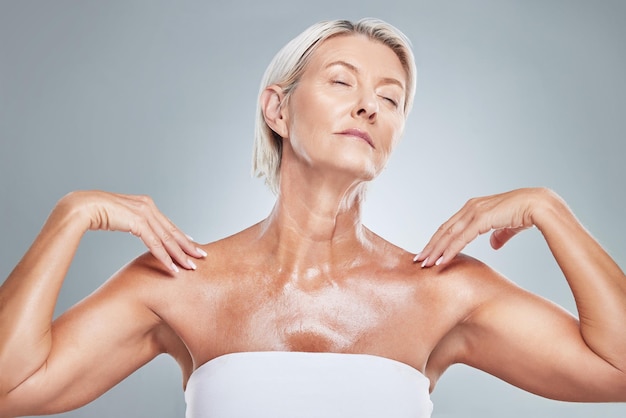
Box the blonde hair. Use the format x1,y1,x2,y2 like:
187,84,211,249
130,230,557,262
252,18,417,194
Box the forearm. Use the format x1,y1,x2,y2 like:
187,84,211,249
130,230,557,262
0,196,89,394
533,189,626,370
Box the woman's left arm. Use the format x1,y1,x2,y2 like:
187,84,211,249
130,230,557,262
416,187,626,399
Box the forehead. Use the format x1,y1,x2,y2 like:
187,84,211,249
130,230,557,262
305,34,406,87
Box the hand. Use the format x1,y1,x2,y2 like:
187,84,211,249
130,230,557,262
58,190,206,273
414,188,547,268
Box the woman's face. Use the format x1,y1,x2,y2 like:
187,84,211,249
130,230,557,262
283,34,407,182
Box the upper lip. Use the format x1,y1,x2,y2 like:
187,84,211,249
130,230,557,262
337,128,375,148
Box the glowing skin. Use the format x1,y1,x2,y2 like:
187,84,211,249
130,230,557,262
2,34,626,416
282,34,407,185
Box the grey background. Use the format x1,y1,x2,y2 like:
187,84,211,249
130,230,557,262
1,0,625,417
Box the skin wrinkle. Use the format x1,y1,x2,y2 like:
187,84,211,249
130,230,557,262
284,38,404,180
3,28,626,416
324,60,405,109
247,29,414,351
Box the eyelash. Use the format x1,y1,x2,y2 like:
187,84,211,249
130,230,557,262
382,97,398,108
331,80,399,108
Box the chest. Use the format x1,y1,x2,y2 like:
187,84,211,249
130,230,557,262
165,269,455,370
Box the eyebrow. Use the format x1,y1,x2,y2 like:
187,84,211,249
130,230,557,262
324,60,405,90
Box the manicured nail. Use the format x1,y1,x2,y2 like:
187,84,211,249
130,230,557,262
186,234,194,241
188,260,197,270
170,263,180,273
413,252,422,262
421,257,429,268
435,256,443,266
196,247,208,257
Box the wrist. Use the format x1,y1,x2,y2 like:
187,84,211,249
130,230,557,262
52,191,93,234
529,187,570,230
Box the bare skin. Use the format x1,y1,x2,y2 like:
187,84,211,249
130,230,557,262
1,34,625,417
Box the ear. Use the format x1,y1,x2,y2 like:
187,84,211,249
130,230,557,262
261,85,289,139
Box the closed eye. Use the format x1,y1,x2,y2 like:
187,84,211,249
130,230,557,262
381,96,398,108
332,80,351,86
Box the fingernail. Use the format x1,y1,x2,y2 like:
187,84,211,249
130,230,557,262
196,247,208,257
188,259,197,270
170,263,180,273
413,252,422,262
421,257,429,268
435,256,443,266
186,234,194,241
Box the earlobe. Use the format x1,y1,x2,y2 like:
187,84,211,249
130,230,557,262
261,86,289,138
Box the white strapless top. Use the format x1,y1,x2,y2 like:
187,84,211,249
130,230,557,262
185,351,433,418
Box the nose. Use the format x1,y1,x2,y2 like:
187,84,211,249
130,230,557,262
352,89,378,122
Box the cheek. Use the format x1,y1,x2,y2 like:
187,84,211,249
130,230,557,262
287,94,337,146
286,113,333,166
287,114,313,162
382,120,405,153
288,91,321,132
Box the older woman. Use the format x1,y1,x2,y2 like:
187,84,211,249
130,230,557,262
1,18,625,418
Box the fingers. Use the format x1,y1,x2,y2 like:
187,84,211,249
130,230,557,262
127,195,206,273
88,191,206,274
490,226,527,250
414,191,534,268
415,209,482,268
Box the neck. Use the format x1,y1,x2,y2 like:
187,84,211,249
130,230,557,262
258,154,371,277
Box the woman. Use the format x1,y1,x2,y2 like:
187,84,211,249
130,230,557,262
1,18,625,417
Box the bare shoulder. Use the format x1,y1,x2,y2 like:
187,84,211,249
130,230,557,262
96,251,182,307
413,253,528,383
0,252,195,415
357,228,512,305
110,221,262,290
111,224,264,314
423,252,521,297
189,222,279,282
90,252,200,373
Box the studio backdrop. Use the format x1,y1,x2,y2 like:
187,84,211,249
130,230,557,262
1,1,625,417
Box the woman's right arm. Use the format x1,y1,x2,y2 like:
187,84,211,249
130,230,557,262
0,191,204,416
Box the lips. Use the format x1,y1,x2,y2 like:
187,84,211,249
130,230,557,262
337,128,375,148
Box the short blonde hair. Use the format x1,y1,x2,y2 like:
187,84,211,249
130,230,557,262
252,18,417,194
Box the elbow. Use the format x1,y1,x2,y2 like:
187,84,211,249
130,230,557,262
0,394,18,418
613,372,626,402
0,362,32,401
594,368,626,402
0,381,43,418
0,361,46,417
0,381,22,417
0,336,51,399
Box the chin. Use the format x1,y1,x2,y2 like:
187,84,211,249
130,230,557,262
305,143,386,182
335,154,384,181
